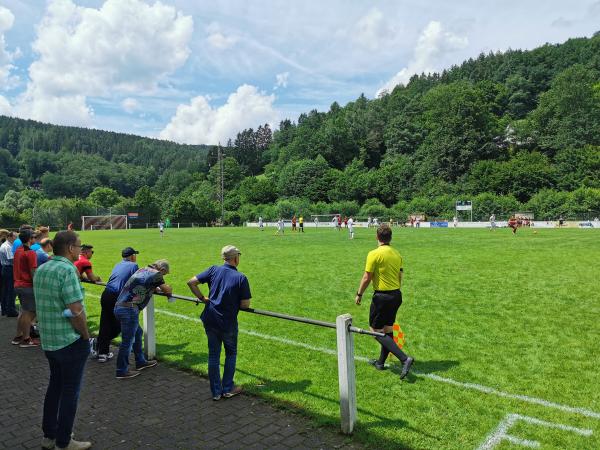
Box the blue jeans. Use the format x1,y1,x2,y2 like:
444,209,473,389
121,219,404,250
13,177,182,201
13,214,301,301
114,305,146,375
204,325,238,397
43,337,89,448
1,265,17,315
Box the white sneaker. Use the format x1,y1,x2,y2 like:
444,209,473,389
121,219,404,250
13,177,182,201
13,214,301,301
97,352,114,363
62,438,92,450
41,437,55,449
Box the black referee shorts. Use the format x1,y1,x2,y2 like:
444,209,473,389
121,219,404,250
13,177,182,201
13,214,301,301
369,290,402,329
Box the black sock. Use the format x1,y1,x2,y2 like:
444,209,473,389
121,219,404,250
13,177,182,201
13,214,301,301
376,333,408,363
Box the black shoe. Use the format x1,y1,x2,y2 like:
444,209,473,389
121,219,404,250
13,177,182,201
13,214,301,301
400,357,414,379
368,359,386,371
136,360,158,371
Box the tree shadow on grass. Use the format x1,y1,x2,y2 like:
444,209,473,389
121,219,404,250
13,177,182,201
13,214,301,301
235,367,441,447
156,342,208,369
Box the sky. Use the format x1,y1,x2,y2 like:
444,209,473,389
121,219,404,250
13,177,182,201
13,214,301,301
0,0,598,145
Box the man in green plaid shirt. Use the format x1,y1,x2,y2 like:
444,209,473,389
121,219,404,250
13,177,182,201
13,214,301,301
34,231,93,450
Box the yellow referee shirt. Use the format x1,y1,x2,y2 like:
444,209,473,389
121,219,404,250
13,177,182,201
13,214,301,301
365,245,403,291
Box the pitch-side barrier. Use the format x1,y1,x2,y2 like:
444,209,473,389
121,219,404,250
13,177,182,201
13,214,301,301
83,280,383,434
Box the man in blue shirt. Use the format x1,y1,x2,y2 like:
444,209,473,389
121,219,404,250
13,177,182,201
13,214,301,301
36,238,53,266
187,245,252,401
95,247,139,363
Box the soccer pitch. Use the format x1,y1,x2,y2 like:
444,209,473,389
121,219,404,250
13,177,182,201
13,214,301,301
79,226,600,449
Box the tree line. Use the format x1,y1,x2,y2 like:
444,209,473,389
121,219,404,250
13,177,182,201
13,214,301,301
0,33,599,227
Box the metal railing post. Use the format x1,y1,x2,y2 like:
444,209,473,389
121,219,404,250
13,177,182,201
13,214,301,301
336,314,357,434
142,295,156,359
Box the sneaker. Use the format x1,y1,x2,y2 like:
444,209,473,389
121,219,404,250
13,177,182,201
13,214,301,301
19,338,40,348
222,385,243,398
97,352,114,363
62,438,92,450
11,335,23,345
400,357,414,379
368,359,386,371
212,395,222,401
116,371,140,380
135,360,158,371
41,437,55,449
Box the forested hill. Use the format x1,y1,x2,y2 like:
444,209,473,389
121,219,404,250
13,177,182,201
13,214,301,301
0,116,210,198
0,33,599,227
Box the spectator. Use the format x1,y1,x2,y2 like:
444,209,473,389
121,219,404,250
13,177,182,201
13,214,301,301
114,260,171,379
0,231,18,317
13,228,39,347
187,245,252,400
96,247,139,363
74,245,101,282
31,227,50,252
34,230,92,450
37,238,53,266
12,224,33,254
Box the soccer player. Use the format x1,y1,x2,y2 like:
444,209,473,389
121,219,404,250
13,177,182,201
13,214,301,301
276,218,284,235
337,215,342,230
258,216,264,231
508,216,518,234
453,216,458,228
354,224,414,379
299,215,304,233
187,245,251,401
291,215,297,232
348,217,354,239
489,214,496,230
158,221,165,237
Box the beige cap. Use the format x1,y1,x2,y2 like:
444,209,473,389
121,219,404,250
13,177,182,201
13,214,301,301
221,245,241,260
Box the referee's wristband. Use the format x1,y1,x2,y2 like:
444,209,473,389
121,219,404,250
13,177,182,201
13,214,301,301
356,292,363,297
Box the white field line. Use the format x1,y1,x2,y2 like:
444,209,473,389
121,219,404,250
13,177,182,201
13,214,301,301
85,293,600,421
477,413,593,450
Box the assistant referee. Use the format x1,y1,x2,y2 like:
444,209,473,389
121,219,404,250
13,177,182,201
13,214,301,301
355,224,414,379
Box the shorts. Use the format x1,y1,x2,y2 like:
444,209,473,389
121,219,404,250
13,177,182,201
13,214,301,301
15,287,36,312
369,290,402,329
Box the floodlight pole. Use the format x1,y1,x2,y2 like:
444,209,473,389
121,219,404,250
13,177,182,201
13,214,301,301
218,143,224,225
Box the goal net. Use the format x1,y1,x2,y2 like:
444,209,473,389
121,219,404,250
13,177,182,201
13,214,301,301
81,215,128,230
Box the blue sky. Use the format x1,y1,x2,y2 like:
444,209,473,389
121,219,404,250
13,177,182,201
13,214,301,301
0,0,599,144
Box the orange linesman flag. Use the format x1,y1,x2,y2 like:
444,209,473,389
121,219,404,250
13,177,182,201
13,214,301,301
392,323,405,350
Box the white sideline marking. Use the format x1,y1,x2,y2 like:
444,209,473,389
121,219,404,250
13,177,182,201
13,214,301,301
477,413,593,450
85,293,600,421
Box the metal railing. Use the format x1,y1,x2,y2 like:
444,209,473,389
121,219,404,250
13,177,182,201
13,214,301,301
83,279,383,434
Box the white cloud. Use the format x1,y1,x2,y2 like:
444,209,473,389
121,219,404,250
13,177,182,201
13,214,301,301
15,0,193,125
160,84,278,145
0,95,11,115
0,6,18,90
121,97,139,113
353,8,397,51
207,32,237,50
376,20,468,96
274,71,289,89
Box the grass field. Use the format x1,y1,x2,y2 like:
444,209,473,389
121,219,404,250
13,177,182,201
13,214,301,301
78,226,600,449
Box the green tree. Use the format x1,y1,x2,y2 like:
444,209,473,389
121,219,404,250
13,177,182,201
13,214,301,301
87,187,121,208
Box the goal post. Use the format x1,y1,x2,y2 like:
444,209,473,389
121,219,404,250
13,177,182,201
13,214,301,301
81,215,128,231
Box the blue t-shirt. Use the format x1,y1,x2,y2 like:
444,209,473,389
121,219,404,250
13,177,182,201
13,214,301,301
116,267,164,310
105,260,139,294
196,263,252,331
30,243,41,251
36,249,50,266
12,239,22,254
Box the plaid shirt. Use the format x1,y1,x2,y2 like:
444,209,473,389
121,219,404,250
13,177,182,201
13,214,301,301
33,255,85,351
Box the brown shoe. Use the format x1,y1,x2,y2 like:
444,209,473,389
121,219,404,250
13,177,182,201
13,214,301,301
116,370,140,380
222,385,243,398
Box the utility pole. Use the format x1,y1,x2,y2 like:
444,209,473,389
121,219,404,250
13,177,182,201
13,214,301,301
218,143,224,225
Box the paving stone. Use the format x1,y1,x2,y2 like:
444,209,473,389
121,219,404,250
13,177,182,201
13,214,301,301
0,321,361,449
